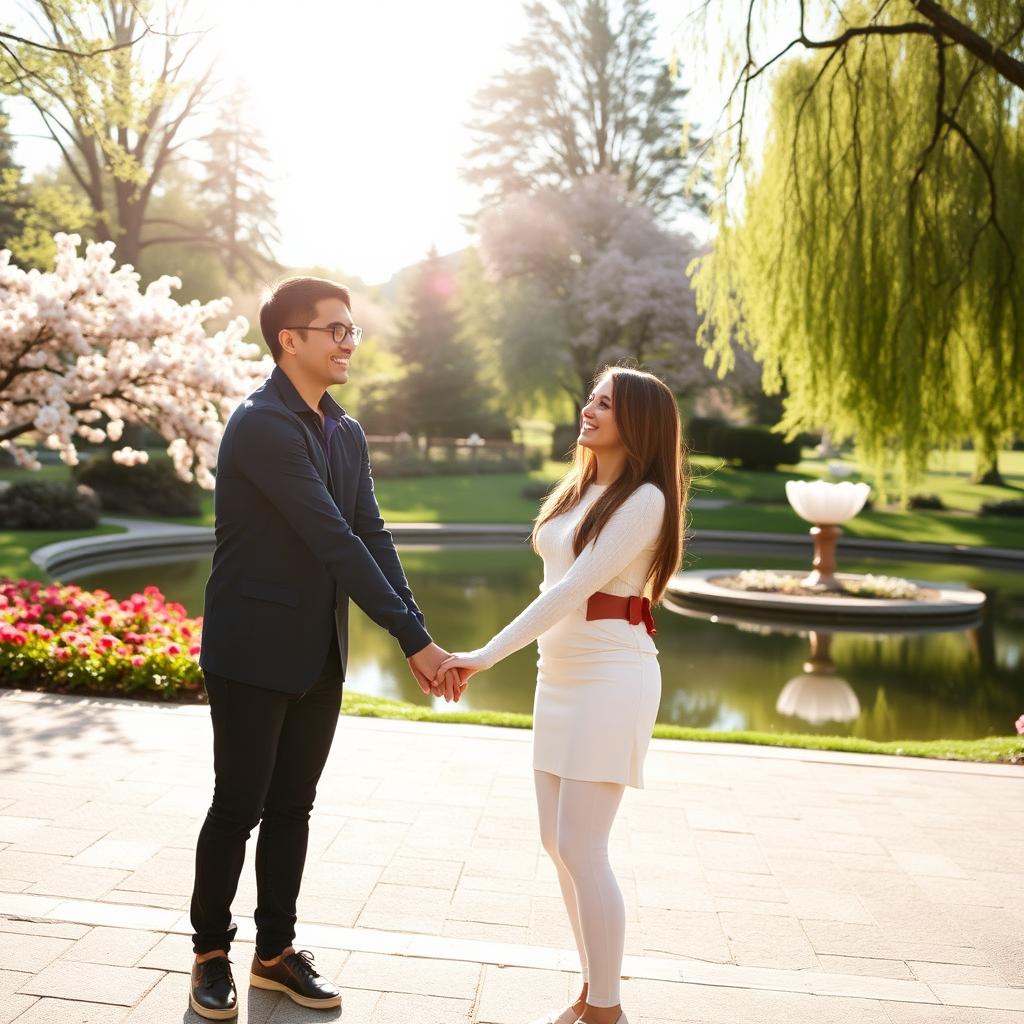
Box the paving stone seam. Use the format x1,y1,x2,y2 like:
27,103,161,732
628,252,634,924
7,904,1024,1011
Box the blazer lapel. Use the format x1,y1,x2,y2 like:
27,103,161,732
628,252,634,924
289,414,332,492
329,435,347,510
268,366,344,500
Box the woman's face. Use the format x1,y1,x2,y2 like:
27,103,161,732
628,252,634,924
577,376,621,452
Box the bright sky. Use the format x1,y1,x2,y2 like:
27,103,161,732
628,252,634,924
203,0,733,281
8,0,762,283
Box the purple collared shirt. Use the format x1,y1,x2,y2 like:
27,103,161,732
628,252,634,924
318,410,340,462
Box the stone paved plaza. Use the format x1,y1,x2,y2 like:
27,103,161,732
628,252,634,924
1,688,1023,1023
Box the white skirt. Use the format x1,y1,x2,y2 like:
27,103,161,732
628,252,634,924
532,644,662,789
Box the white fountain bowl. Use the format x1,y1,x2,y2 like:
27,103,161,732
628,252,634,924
786,479,871,525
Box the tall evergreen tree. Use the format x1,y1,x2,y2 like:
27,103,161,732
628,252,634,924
391,251,503,446
466,0,706,218
195,88,279,283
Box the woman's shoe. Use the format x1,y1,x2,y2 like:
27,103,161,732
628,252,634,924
528,1009,582,1024
573,1014,628,1024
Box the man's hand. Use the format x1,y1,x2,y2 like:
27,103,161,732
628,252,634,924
435,653,486,702
408,643,463,702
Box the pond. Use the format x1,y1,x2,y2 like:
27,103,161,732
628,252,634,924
73,546,1024,742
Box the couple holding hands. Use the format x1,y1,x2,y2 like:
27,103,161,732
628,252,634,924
189,277,686,1024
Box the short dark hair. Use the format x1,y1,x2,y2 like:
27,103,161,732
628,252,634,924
259,277,351,363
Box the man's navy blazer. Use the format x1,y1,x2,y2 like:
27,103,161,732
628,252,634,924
199,365,432,693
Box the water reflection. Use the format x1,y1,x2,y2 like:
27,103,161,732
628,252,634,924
72,548,1024,742
776,632,861,726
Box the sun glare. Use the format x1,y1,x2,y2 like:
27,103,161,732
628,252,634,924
207,0,529,282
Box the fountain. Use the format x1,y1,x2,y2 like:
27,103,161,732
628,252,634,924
668,479,986,624
785,479,870,591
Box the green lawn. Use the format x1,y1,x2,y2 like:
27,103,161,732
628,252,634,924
0,463,80,485
688,452,1024,511
341,691,1024,765
0,525,126,582
690,504,1023,549
3,449,1022,551
927,448,1024,477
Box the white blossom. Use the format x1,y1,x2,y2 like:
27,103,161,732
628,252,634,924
111,447,150,466
0,233,272,487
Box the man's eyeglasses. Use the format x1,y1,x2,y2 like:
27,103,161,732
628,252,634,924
286,323,363,346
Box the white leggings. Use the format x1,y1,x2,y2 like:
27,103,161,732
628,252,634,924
534,770,626,1008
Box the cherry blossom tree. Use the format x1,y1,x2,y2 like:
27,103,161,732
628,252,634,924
0,232,271,487
478,174,749,413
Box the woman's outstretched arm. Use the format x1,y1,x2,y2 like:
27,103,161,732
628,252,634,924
440,483,666,677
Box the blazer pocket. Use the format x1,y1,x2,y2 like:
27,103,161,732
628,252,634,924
239,577,300,608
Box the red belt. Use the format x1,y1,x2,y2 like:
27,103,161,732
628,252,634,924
586,592,656,637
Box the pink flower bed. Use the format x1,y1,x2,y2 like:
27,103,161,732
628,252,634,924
0,577,203,700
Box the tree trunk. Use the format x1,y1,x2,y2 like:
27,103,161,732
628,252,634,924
972,436,1004,486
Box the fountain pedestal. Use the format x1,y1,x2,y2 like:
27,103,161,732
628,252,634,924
803,524,843,591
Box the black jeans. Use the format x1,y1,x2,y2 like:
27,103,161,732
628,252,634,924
190,640,342,959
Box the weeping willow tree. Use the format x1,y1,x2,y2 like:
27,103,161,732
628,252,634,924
690,2,1024,489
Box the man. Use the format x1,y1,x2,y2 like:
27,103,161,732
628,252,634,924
189,277,461,1019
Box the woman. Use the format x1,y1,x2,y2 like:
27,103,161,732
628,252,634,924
439,365,687,1024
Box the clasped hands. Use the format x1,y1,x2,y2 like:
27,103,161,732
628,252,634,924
406,643,485,703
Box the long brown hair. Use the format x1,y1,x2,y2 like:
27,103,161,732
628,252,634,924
530,365,688,604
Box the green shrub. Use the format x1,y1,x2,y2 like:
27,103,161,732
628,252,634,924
707,425,802,470
685,416,725,454
551,424,579,461
790,430,824,450
980,499,1024,517
0,480,100,529
73,457,202,517
909,493,946,510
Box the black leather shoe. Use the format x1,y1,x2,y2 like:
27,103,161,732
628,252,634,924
189,955,237,1020
249,949,341,1008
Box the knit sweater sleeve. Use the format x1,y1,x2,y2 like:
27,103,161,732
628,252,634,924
468,483,666,670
